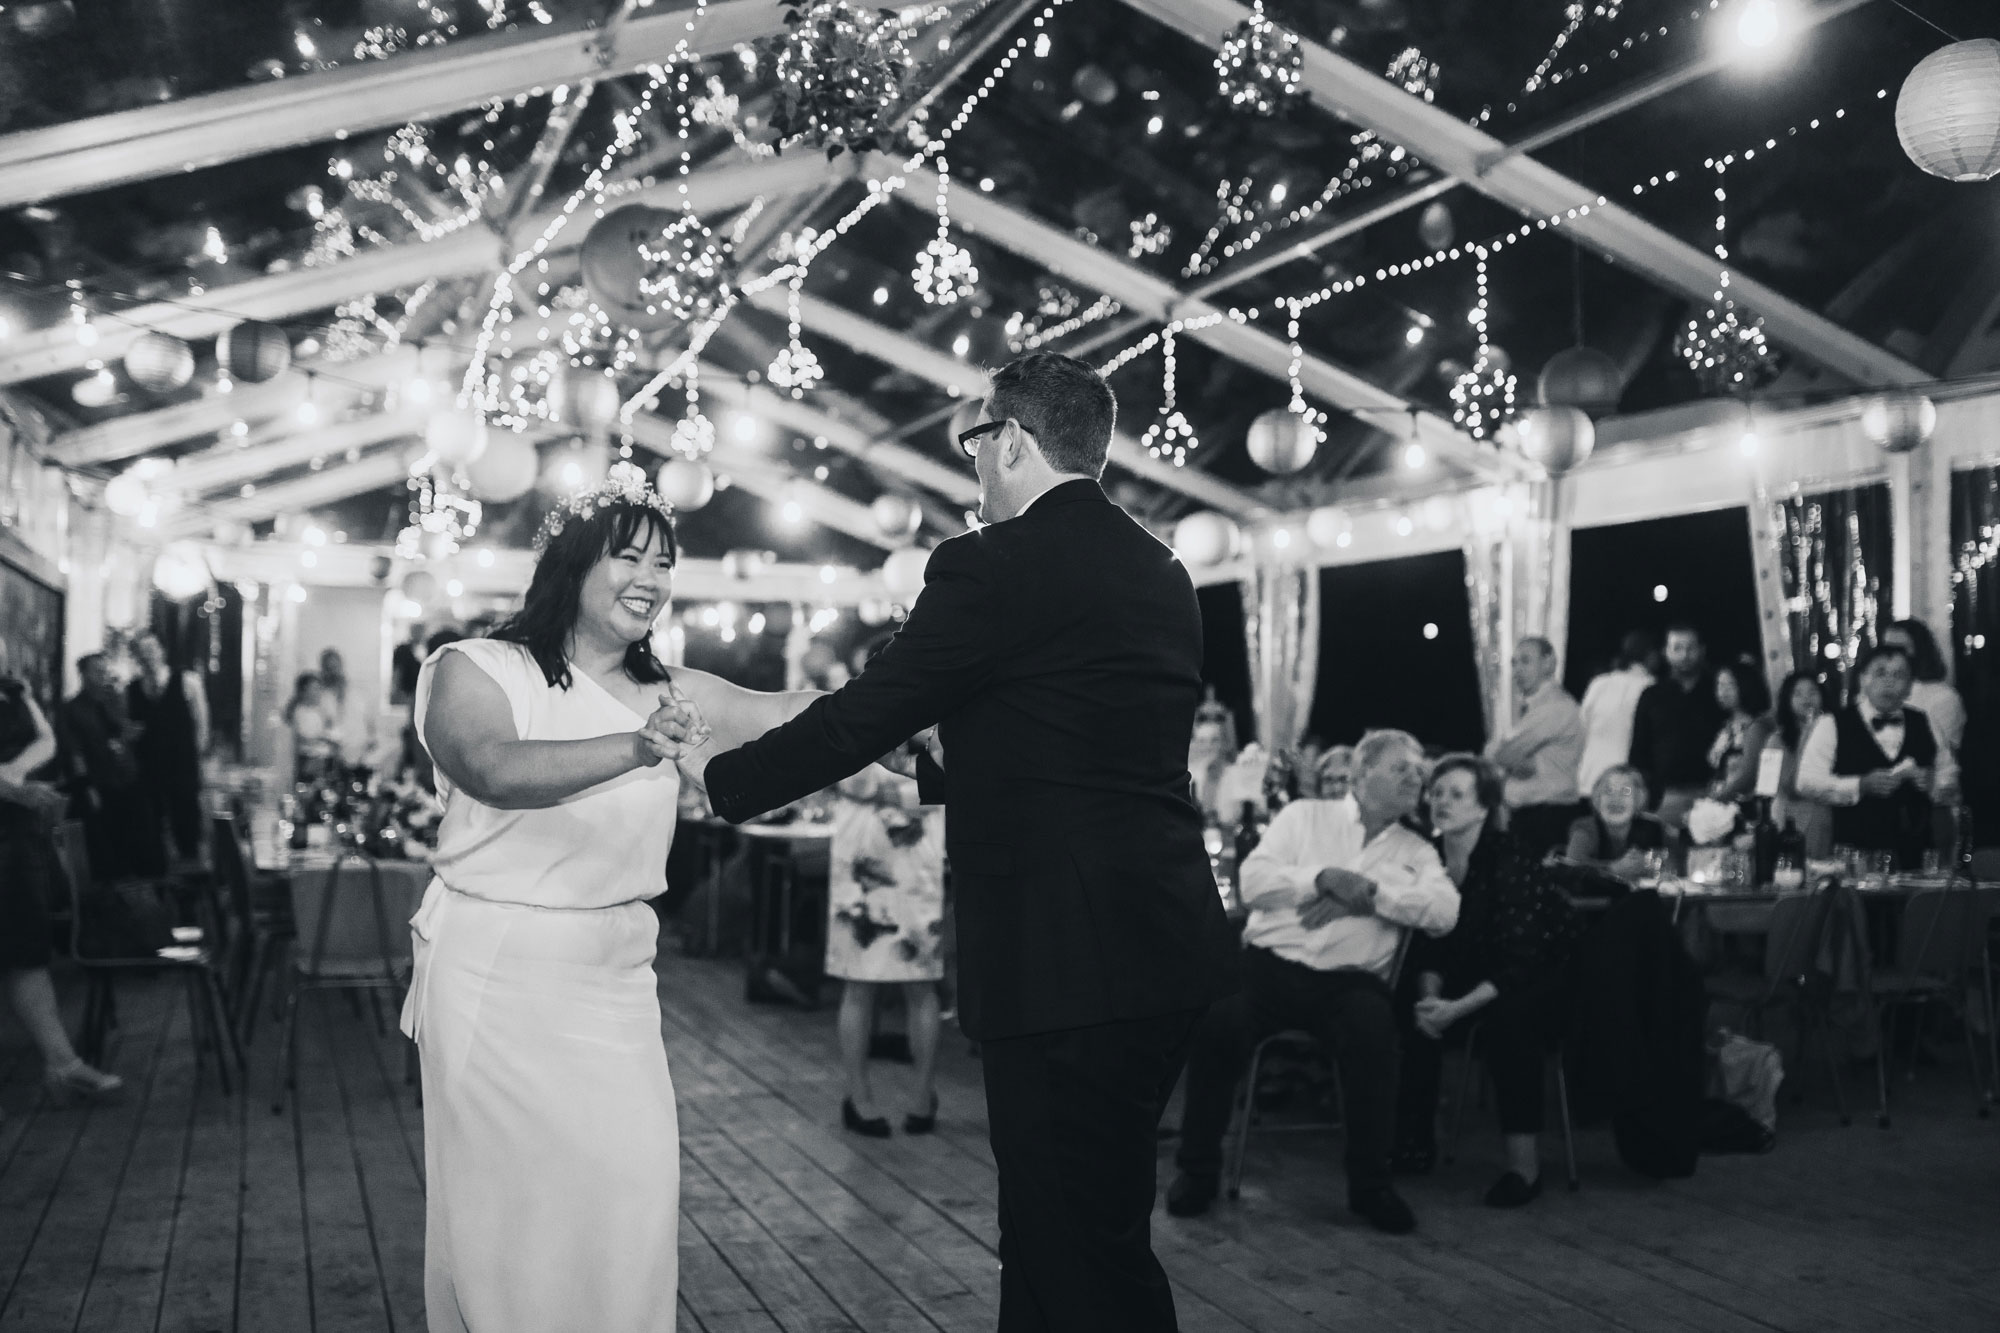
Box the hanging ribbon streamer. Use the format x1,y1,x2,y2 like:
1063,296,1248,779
1240,562,1320,754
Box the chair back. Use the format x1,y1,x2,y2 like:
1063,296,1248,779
1895,886,1988,981
287,854,422,982
1760,879,1837,991
209,813,258,937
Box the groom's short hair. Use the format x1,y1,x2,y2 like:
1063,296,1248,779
987,353,1115,478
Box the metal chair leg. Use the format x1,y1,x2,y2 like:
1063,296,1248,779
1554,1055,1579,1192
238,933,271,1047
1811,1002,1851,1127
1226,1039,1269,1201
1445,1025,1481,1165
204,968,243,1095
272,990,301,1116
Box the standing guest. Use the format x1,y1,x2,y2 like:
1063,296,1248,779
1882,618,1965,776
1796,644,1956,870
1772,671,1834,856
1564,765,1671,878
316,647,381,769
825,765,947,1138
1577,631,1657,794
2,641,123,1103
1403,754,1590,1206
284,672,338,783
61,653,165,880
1484,637,1585,857
1629,624,1726,831
1294,736,1327,799
1706,657,1776,803
1165,729,1460,1233
1187,689,1238,821
126,633,208,862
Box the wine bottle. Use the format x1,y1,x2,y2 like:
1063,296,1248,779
1751,797,1780,888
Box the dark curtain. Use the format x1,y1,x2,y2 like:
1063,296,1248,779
1770,483,1895,705
1951,468,2000,840
1307,551,1485,753
1197,582,1255,746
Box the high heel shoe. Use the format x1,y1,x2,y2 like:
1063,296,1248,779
842,1097,892,1138
903,1093,939,1135
45,1060,125,1106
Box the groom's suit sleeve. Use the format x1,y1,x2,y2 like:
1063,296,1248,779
703,534,1006,823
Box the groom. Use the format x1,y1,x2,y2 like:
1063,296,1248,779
684,352,1238,1331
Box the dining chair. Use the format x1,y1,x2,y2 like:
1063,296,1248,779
270,852,423,1114
1859,884,1995,1124
1442,1024,1580,1192
51,820,244,1095
209,812,294,1044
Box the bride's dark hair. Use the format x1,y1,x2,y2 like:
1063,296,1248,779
489,501,677,689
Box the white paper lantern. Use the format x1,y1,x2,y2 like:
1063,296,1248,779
400,569,440,605
881,547,930,600
544,443,609,495
1896,39,2000,182
425,411,489,467
655,457,715,511
1859,392,1937,454
124,331,196,393
1536,347,1623,418
463,432,538,502
1512,405,1595,475
104,457,172,517
550,366,624,436
1245,408,1318,476
870,493,922,543
151,541,211,602
1305,507,1348,549
217,320,292,383
1172,511,1243,567
71,368,117,407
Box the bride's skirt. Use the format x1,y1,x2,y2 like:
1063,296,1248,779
402,881,679,1333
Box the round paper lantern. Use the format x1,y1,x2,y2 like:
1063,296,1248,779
549,365,623,436
1305,506,1348,549
655,457,715,511
217,320,292,383
870,493,922,543
579,205,681,331
880,547,930,600
1245,408,1318,476
544,442,609,495
1172,511,1243,567
105,458,170,517
151,542,211,602
1512,405,1595,475
1417,201,1454,251
1536,346,1623,418
70,368,117,407
425,410,489,467
463,432,538,503
400,569,440,606
1895,39,2000,182
1859,392,1937,454
1071,64,1119,106
124,331,196,393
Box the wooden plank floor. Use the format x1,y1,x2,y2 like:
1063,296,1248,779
2,950,1995,1332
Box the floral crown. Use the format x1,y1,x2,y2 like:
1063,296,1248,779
534,461,676,551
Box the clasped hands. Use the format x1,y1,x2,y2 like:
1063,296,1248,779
1298,865,1377,930
1858,760,1931,799
634,680,712,767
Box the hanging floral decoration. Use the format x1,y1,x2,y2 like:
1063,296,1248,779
1139,327,1201,466
1216,0,1303,116
397,471,483,563
762,2,928,158
1675,157,1782,395
672,362,716,459
912,157,978,305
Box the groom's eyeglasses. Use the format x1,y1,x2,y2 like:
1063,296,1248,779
957,419,1007,459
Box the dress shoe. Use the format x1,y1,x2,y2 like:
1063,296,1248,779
842,1098,891,1139
1390,1143,1436,1176
903,1093,939,1135
1348,1185,1417,1234
1164,1171,1219,1218
1484,1170,1544,1208
45,1060,124,1106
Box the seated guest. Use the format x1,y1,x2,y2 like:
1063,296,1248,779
1772,670,1833,856
284,672,338,783
1565,765,1670,879
1797,644,1957,870
1318,745,1356,807
1401,754,1590,1207
1165,729,1459,1233
1484,637,1585,857
1706,657,1776,802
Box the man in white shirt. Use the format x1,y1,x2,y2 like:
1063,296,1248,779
1577,631,1656,793
1165,730,1459,1234
1484,637,1585,856
1796,644,1958,869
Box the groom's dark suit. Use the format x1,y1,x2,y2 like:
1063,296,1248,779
704,478,1238,1332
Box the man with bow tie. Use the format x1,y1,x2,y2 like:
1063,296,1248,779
1796,643,1958,870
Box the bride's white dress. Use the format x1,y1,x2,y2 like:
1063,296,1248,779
401,638,681,1333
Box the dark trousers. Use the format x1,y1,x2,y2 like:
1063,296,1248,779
1174,946,1398,1196
1399,980,1568,1145
1508,802,1585,858
981,1008,1201,1333
145,768,203,860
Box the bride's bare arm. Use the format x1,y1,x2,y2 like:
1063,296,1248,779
425,653,694,809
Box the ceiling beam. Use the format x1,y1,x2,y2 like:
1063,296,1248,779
0,0,790,210
169,412,423,496
164,448,410,535
880,160,1527,483
0,155,832,388
750,283,1274,516
1122,0,1928,390
623,413,897,551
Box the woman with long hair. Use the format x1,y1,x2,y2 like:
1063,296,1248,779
1772,669,1834,856
1706,657,1776,802
401,463,821,1332
283,671,336,782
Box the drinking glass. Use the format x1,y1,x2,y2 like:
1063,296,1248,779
1860,850,1894,888
1920,849,1943,877
1637,848,1667,887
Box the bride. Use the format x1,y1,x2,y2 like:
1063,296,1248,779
402,462,820,1333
